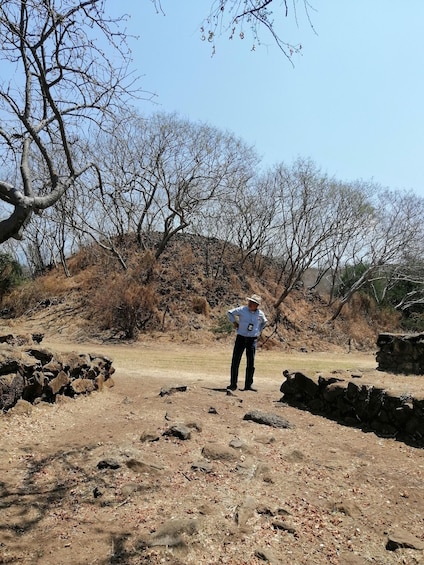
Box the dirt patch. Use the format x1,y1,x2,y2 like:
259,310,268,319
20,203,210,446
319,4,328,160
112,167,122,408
1,339,424,564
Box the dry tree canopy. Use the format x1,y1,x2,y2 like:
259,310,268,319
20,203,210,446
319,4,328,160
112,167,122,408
0,0,137,243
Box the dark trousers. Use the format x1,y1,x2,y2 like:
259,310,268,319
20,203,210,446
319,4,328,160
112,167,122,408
230,335,257,389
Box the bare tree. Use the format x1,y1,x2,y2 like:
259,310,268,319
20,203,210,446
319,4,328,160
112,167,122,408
316,180,375,304
16,110,259,272
189,169,272,278
153,0,314,61
221,170,277,268
89,111,260,261
0,0,136,244
139,113,259,259
330,189,424,320
55,173,132,271
390,260,424,313
267,158,340,308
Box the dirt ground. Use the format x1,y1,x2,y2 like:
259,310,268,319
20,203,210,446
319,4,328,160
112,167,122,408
1,338,424,565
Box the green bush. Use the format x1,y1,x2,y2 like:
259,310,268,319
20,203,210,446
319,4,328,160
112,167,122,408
211,314,233,335
0,254,24,300
400,313,424,333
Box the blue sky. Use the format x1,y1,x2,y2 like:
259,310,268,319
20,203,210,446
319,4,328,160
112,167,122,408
113,3,423,199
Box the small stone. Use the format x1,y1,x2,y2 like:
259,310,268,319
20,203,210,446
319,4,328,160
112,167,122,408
163,424,191,440
97,459,121,470
271,520,296,534
140,431,160,443
201,443,239,461
191,460,213,473
159,385,188,396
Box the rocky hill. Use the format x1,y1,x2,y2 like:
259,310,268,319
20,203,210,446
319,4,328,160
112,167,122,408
1,233,401,351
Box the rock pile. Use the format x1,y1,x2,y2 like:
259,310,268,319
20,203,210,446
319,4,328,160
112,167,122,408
376,332,424,374
0,333,115,412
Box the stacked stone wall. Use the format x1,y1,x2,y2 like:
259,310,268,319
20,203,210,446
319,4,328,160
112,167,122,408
0,334,115,412
376,333,424,375
280,369,424,448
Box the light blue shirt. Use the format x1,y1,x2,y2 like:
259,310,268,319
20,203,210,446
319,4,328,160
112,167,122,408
227,305,267,338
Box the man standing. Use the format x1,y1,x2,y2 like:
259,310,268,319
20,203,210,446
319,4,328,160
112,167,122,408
227,294,267,391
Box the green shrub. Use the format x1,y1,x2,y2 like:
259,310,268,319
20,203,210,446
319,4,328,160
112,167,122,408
0,253,24,300
211,314,233,335
400,313,424,333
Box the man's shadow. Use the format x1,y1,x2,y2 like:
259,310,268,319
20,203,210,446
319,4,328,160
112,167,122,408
202,387,239,394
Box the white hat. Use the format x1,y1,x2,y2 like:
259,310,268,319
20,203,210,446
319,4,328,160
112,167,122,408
246,294,262,305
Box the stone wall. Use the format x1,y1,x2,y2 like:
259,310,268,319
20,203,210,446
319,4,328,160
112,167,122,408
376,333,424,375
280,369,424,448
0,334,115,412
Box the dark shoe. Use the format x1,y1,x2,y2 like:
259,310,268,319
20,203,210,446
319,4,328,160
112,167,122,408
243,387,257,392
227,384,237,391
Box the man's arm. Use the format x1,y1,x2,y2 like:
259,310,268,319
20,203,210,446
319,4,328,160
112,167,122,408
227,306,242,329
259,311,268,332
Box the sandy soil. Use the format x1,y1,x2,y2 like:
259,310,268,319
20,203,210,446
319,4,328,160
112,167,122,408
1,339,424,565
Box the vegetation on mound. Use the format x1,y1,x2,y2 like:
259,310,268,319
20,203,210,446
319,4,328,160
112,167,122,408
1,234,403,351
